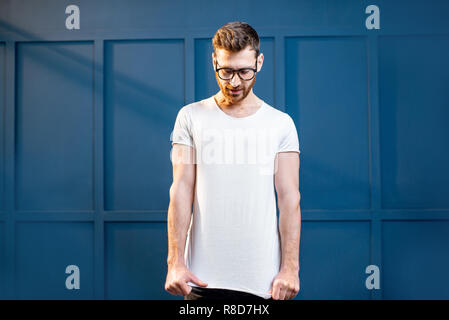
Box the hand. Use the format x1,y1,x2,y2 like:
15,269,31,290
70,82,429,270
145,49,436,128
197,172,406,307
165,264,208,296
269,269,300,300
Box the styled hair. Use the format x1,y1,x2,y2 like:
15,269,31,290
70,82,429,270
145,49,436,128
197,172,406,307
212,21,260,58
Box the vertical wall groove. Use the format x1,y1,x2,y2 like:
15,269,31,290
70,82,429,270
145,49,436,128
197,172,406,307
4,41,15,299
368,34,382,300
275,34,285,110
94,38,105,299
185,36,194,105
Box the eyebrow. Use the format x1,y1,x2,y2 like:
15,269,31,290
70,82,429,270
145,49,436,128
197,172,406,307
216,61,254,69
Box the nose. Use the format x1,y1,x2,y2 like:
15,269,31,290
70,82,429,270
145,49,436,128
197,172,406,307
230,73,241,87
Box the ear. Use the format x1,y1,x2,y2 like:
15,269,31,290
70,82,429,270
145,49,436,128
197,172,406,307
211,52,216,69
257,53,264,72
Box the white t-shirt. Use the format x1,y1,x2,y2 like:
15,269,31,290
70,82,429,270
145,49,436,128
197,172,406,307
170,95,300,299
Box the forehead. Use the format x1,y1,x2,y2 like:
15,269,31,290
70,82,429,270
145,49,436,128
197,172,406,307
214,47,256,68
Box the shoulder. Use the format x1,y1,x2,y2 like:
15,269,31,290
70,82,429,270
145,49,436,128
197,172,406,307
262,102,295,124
177,97,215,117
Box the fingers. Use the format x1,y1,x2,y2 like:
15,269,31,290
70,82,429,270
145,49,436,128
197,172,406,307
279,285,287,300
271,282,280,300
271,280,300,300
165,284,177,296
165,281,179,295
291,282,300,299
165,278,192,296
165,270,207,296
285,287,295,300
286,283,299,300
179,282,192,296
275,287,290,300
189,273,208,287
165,280,183,296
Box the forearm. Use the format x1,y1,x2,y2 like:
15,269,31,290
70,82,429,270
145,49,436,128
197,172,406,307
277,190,301,272
167,184,194,267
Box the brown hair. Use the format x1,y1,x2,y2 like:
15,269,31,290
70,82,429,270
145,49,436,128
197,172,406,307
212,21,260,58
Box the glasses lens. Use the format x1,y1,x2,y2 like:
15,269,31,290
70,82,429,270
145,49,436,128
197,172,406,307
239,69,255,80
218,69,234,80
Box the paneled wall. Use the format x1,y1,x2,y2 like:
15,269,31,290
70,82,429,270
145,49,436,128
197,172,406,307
0,0,448,299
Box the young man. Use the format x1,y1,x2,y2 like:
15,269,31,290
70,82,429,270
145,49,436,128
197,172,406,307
165,21,301,300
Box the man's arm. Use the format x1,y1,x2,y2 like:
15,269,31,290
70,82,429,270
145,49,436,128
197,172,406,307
165,144,208,296
167,144,196,267
271,151,301,300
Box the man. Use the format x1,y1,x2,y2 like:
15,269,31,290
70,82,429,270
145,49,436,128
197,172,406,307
165,21,301,300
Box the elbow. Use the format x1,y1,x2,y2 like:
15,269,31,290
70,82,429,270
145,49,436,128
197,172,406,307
169,184,177,200
278,189,300,205
277,190,301,214
169,182,194,204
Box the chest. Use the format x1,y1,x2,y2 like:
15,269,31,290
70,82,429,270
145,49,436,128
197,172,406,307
190,118,282,166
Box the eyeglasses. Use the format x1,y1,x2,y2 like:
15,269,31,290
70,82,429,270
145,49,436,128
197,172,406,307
215,59,258,81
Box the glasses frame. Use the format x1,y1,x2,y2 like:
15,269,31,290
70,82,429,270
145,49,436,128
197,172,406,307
214,58,258,81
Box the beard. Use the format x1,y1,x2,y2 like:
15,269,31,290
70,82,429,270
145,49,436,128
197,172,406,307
215,73,256,104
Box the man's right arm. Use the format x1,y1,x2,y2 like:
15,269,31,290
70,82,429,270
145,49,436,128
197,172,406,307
165,144,208,296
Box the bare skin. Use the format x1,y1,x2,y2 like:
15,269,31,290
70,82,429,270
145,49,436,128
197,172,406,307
165,45,301,300
212,46,265,116
165,144,207,296
272,151,301,299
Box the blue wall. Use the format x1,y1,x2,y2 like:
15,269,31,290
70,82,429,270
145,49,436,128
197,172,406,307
0,0,448,299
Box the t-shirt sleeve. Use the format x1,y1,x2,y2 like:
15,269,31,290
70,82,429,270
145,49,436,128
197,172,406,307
277,114,300,154
170,106,195,148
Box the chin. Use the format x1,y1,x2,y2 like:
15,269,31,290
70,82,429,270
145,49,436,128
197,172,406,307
229,95,243,102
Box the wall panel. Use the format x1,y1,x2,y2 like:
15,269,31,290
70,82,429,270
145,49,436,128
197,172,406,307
297,221,371,299
0,223,5,299
15,41,94,212
104,222,175,299
286,36,370,210
15,222,94,299
0,42,4,213
379,35,449,209
103,39,184,212
382,220,449,299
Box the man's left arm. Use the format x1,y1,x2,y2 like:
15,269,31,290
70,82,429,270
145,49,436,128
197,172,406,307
270,151,301,300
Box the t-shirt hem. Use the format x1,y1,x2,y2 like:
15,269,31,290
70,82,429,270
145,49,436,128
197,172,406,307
172,141,195,148
277,149,300,154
